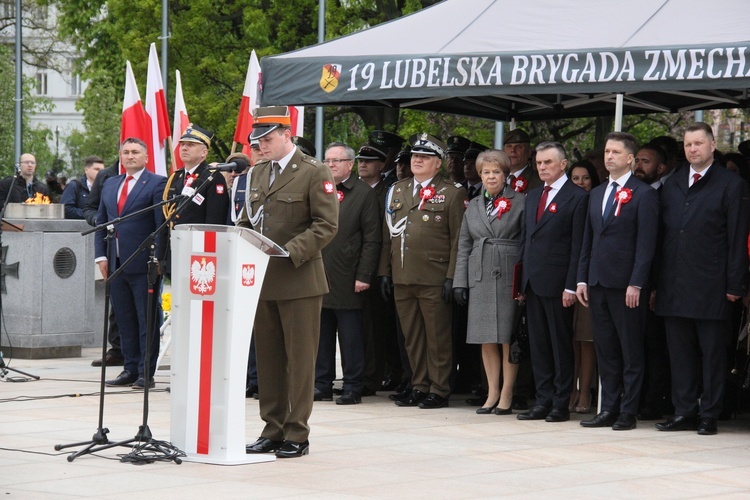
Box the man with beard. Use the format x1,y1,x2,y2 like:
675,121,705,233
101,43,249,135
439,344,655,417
634,145,667,190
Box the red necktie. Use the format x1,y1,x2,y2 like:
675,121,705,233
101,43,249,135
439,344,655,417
536,186,551,223
118,175,133,215
692,173,701,186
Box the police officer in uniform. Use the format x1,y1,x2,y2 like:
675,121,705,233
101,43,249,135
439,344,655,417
378,133,467,409
162,124,230,227
446,135,471,184
238,106,338,458
370,130,404,186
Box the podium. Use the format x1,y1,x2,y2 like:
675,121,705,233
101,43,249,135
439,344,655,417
169,224,286,465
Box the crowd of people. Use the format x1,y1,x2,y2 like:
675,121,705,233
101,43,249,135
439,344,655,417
6,110,749,459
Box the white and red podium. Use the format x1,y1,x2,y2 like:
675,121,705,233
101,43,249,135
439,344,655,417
169,224,286,465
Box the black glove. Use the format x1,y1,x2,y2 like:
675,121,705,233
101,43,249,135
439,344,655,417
442,278,454,304
379,276,394,301
454,287,468,307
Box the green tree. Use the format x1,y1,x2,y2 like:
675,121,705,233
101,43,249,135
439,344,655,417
0,45,55,176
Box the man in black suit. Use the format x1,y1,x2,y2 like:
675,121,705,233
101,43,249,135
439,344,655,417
517,142,588,423
655,122,750,435
576,132,659,431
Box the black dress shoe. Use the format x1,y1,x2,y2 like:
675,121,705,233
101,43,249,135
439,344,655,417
517,405,550,420
612,413,637,430
389,387,412,401
655,415,698,432
275,440,309,458
92,352,124,367
313,388,333,401
394,379,410,393
494,407,512,415
418,393,449,409
580,411,619,428
511,395,529,411
246,384,259,399
697,417,718,435
131,377,155,390
105,370,137,387
336,392,362,405
476,398,500,414
394,389,428,407
246,437,284,454
545,406,570,422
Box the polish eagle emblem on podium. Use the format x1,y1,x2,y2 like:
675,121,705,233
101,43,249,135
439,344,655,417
241,264,256,286
190,256,216,295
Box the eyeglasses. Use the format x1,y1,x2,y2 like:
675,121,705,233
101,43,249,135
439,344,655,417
323,158,352,164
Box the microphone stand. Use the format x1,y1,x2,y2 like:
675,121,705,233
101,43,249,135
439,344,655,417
0,167,40,380
55,196,179,462
56,170,221,464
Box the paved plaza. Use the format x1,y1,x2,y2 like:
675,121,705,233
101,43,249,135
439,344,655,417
1,348,750,498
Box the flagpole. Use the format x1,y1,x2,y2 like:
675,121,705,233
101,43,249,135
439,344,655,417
14,0,22,163
161,0,169,103
314,0,325,160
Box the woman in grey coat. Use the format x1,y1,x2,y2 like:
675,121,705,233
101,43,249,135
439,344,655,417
453,150,525,414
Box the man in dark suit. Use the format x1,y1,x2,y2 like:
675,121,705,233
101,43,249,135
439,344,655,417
85,160,124,368
237,106,338,458
576,132,659,431
315,142,381,405
655,122,750,435
96,138,167,390
162,124,229,227
518,142,588,423
0,153,48,207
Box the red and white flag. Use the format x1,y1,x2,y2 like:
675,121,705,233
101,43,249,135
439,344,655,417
234,50,304,154
121,60,154,173
234,50,261,155
145,43,171,176
290,105,304,137
172,69,190,171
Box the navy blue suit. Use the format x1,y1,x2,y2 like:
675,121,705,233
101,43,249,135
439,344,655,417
578,174,658,415
96,169,167,378
520,179,588,409
656,164,750,418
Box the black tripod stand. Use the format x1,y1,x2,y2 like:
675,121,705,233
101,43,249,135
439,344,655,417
55,170,221,463
0,165,40,381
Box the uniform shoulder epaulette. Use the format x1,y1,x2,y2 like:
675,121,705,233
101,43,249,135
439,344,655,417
454,182,463,189
301,155,323,167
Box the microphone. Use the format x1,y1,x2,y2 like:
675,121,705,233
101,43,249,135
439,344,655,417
212,158,249,173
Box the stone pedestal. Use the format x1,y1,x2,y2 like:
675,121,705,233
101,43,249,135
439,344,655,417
1,219,97,359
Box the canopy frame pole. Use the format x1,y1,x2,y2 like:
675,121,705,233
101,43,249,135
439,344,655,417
614,93,624,132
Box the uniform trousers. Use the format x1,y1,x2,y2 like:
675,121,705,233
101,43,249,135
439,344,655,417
394,284,453,397
255,295,322,443
589,285,646,415
316,308,365,395
664,316,729,419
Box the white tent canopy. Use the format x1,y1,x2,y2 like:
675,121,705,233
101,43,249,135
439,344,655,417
259,0,750,120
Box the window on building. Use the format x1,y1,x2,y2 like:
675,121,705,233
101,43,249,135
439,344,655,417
2,0,14,17
32,4,48,23
35,66,48,96
68,59,82,96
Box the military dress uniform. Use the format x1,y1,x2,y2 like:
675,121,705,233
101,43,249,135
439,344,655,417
378,175,467,403
237,146,339,445
163,161,230,227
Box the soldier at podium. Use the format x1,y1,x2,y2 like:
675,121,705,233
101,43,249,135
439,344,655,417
237,106,338,458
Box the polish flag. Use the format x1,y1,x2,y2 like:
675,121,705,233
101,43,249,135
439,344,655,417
145,43,171,176
290,106,304,136
234,50,261,155
121,60,154,173
172,70,190,171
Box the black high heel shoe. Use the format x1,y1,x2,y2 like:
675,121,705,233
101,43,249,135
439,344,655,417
476,398,500,414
